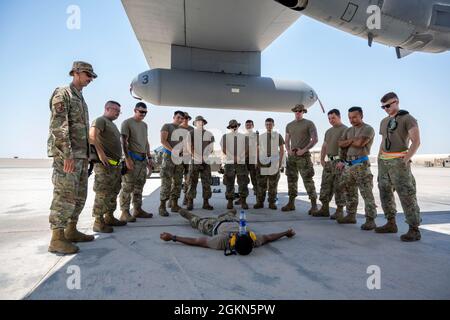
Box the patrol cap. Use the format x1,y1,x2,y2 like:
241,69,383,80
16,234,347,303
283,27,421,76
69,61,97,78
227,119,241,129
183,112,192,120
193,115,207,126
291,104,307,113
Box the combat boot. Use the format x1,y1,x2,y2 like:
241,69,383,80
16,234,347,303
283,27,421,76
400,225,421,242
312,202,330,217
361,217,377,231
268,202,277,210
282,197,296,212
104,214,127,227
120,209,137,222
308,199,319,216
202,199,214,210
253,200,264,209
337,213,357,224
227,199,234,210
48,229,79,254
133,207,153,218
171,199,181,213
186,199,194,211
159,200,169,217
178,208,193,220
330,206,344,220
93,216,113,233
64,222,95,242
234,198,241,205
241,197,249,210
375,218,398,233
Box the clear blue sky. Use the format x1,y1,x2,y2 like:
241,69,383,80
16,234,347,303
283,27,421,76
1,0,449,158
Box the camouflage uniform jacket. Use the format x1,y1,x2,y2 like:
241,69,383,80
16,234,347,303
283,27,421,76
47,84,90,159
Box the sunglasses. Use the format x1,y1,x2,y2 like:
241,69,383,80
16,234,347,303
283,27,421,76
295,110,305,114
137,110,148,115
381,100,398,110
230,126,238,129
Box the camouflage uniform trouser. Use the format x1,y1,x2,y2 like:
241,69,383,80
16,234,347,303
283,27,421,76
182,163,190,196
93,163,122,217
187,163,212,200
189,212,238,236
342,161,377,218
378,158,421,226
286,153,317,200
119,158,147,211
256,165,280,203
319,160,345,206
160,155,184,202
247,163,258,196
224,164,249,200
49,158,88,229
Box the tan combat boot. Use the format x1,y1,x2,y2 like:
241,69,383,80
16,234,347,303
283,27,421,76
268,202,277,210
120,209,137,223
93,216,113,233
64,222,95,242
159,200,169,217
361,217,377,231
313,202,330,217
104,214,127,227
202,199,214,210
241,197,249,210
253,198,264,209
308,199,319,216
400,225,421,242
330,206,344,220
171,199,181,213
282,197,296,212
48,229,79,254
337,213,357,224
186,199,194,210
133,207,153,218
227,199,234,210
375,218,398,233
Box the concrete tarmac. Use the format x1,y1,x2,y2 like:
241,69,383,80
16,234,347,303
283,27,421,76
0,159,449,300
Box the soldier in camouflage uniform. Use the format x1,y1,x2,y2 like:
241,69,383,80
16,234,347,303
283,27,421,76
221,120,250,210
314,109,347,219
375,92,422,241
159,111,186,216
120,102,154,222
336,107,377,230
47,61,97,254
254,118,285,210
90,101,127,234
282,104,319,214
179,112,194,206
186,116,215,210
244,120,259,198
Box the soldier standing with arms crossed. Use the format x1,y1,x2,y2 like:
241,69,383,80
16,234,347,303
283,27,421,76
314,109,347,219
119,102,154,222
243,120,259,201
47,61,96,254
90,101,127,233
375,92,422,241
186,116,215,210
336,107,377,230
282,104,319,214
159,111,185,216
221,120,250,210
179,112,194,206
254,118,285,210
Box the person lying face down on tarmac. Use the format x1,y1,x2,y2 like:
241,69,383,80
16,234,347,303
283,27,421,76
160,208,295,255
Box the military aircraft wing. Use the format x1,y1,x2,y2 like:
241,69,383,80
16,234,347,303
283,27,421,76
121,0,301,70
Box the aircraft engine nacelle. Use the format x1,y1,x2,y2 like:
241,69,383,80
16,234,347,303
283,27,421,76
130,69,318,112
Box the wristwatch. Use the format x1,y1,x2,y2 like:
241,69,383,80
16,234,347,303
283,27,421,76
172,235,177,242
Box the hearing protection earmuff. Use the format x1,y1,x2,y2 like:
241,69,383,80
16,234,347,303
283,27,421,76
224,232,257,256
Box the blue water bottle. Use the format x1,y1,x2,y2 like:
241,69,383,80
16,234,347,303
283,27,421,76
239,210,247,235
